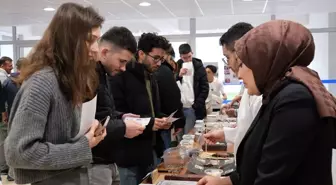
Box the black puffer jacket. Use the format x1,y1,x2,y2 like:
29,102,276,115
155,61,185,129
109,62,165,167
91,62,126,164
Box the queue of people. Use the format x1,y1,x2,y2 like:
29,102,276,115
0,2,334,185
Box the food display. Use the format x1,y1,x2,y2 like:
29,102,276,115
156,180,197,185
187,151,235,176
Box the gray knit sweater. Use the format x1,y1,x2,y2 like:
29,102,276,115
4,67,92,184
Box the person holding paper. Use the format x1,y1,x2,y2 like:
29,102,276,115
155,46,185,149
89,26,146,185
4,3,107,185
109,33,171,185
176,43,209,135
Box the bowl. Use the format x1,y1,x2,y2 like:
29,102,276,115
180,140,194,149
195,120,204,125
194,124,204,133
182,134,195,141
204,169,224,177
163,147,189,168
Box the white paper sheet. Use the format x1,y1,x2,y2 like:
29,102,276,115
124,117,151,126
74,95,97,140
167,110,180,123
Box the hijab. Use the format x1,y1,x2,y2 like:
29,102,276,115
234,20,336,119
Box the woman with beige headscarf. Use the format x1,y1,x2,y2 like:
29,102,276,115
198,20,336,185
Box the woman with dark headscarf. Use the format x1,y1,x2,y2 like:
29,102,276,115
198,20,336,185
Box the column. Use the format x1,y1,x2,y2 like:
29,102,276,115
189,18,196,56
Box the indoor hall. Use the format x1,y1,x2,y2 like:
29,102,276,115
0,0,335,185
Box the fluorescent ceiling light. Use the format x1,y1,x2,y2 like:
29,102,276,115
243,0,253,1
139,2,151,7
44,7,55,11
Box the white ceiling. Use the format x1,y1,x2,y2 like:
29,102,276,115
0,0,335,37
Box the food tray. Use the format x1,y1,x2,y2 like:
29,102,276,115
186,153,235,176
157,180,197,185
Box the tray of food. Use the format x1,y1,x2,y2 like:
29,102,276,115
201,142,227,151
187,151,235,176
157,180,197,185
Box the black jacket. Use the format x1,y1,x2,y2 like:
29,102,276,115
109,62,165,167
91,62,126,164
176,58,209,119
230,80,334,185
155,62,185,129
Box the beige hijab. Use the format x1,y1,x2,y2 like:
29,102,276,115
235,20,336,118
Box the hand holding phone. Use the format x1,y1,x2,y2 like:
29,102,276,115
94,116,110,136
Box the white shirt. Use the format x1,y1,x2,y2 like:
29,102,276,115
207,77,225,109
0,68,9,84
180,62,195,108
224,89,262,156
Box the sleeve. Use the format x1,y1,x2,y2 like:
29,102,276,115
229,171,240,185
224,127,238,144
253,89,321,185
4,79,92,170
0,82,6,113
192,64,209,110
110,74,154,140
95,81,125,141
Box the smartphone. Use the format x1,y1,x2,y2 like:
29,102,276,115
94,116,110,136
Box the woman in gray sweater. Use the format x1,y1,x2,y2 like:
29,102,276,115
4,3,106,185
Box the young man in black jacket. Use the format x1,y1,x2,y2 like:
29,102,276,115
90,26,145,185
176,43,209,135
109,33,171,185
155,46,185,148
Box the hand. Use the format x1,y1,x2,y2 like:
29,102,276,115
179,68,188,77
173,128,183,136
204,130,225,144
124,120,145,138
225,108,236,118
229,95,242,106
2,112,8,124
122,113,140,120
85,120,107,148
162,118,172,130
153,118,168,131
198,176,232,185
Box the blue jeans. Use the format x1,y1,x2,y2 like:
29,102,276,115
183,108,196,134
178,108,196,141
160,130,171,150
118,150,160,185
118,164,152,185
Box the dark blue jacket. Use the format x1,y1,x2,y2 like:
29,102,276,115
2,72,20,116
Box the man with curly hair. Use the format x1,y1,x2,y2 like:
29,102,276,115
109,32,172,185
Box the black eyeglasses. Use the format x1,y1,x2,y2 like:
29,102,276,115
222,58,228,65
146,53,164,63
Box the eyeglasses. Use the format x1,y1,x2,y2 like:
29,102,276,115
222,58,228,65
146,53,164,63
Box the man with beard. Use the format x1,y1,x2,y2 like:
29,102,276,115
109,33,171,185
90,26,145,185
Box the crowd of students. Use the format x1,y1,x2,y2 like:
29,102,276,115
0,2,335,185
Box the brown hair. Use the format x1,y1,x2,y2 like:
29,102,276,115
18,3,104,105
